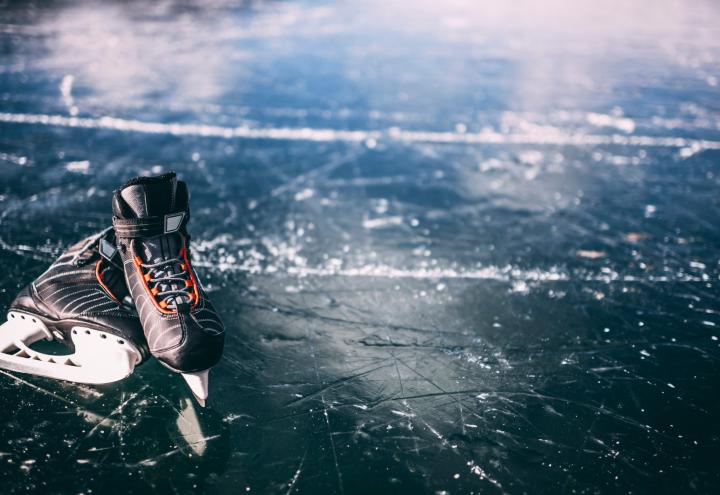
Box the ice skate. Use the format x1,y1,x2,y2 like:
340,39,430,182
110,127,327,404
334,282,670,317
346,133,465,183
112,173,225,406
0,228,149,384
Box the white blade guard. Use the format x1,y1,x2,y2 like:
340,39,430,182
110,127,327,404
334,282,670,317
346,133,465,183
0,311,142,384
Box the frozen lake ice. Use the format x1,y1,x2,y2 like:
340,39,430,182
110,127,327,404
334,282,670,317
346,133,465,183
1,0,719,493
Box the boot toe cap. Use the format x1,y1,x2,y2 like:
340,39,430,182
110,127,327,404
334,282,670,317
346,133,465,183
153,314,224,373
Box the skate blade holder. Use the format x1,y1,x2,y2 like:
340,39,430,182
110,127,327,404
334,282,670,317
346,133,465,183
0,311,142,384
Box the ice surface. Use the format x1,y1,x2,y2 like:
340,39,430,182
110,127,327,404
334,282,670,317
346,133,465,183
0,0,719,493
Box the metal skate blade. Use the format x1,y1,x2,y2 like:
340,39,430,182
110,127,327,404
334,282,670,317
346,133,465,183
181,370,209,407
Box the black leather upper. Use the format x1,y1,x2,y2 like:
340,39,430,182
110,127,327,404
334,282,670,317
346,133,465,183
112,173,225,373
9,230,150,361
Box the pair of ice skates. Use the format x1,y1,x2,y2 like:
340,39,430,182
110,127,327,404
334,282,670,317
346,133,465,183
0,173,224,406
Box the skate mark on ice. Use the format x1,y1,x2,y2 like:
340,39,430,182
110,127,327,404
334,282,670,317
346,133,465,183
284,448,308,495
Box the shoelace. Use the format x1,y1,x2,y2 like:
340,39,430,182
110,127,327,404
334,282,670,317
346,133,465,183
140,257,194,309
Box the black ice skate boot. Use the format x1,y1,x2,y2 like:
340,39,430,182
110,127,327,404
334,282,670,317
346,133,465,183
112,173,224,406
0,228,149,384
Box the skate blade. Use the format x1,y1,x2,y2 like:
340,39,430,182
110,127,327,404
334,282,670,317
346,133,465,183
0,311,142,385
181,370,209,407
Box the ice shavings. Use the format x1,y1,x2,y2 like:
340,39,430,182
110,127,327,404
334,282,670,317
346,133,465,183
65,160,90,174
192,232,716,284
362,216,403,229
586,112,636,133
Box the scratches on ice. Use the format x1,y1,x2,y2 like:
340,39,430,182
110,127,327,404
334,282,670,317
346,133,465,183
0,369,78,407
285,448,308,495
284,362,395,407
130,435,222,468
304,322,345,495
82,385,149,441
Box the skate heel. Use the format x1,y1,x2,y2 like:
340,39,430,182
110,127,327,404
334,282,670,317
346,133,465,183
0,311,143,385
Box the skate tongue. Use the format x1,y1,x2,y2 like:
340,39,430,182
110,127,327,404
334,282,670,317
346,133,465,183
141,234,182,264
119,173,178,219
